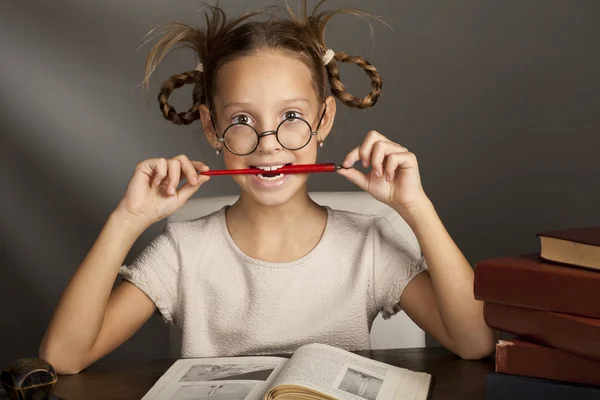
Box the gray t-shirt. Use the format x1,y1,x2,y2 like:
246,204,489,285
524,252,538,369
120,206,427,358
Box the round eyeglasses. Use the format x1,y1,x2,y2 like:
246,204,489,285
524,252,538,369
213,105,327,156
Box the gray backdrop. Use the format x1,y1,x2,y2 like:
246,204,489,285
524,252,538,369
1,0,599,368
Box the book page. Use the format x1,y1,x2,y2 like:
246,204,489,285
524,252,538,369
265,344,431,400
142,356,288,400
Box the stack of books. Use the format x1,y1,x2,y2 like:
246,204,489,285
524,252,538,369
473,227,600,399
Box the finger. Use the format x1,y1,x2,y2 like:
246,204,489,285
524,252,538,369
336,167,369,192
177,175,210,201
191,161,210,175
384,152,417,182
173,154,199,185
358,130,391,168
342,145,361,168
370,141,405,178
342,131,384,169
151,158,168,187
166,159,181,196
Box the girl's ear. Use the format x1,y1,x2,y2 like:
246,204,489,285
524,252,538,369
317,95,337,142
199,104,219,148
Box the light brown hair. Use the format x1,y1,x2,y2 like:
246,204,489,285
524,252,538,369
143,1,383,126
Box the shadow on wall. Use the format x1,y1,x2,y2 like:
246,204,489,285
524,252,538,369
0,128,173,367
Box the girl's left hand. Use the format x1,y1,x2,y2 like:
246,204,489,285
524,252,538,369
337,130,428,213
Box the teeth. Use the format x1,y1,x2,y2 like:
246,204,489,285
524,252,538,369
253,164,287,181
257,173,285,181
255,164,284,171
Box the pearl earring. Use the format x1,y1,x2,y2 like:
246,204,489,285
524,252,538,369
216,148,221,155
319,141,324,148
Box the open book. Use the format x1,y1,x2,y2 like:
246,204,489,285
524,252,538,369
142,343,433,400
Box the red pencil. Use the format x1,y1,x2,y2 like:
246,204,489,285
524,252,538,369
199,163,346,176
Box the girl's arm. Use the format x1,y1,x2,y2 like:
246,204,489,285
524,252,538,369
39,210,156,374
338,130,496,360
396,198,497,360
40,155,210,374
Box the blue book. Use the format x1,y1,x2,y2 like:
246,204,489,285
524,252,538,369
486,372,600,400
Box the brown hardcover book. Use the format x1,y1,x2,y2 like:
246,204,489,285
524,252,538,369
484,302,600,362
474,254,600,318
537,227,600,271
496,338,600,386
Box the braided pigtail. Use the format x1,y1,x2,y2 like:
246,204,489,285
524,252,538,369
142,22,209,125
141,6,268,126
303,1,384,109
326,51,382,108
157,69,203,125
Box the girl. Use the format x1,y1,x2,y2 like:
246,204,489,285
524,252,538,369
40,1,496,375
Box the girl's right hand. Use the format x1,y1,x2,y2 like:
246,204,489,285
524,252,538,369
115,155,210,228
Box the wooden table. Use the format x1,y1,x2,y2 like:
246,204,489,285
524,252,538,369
53,347,494,399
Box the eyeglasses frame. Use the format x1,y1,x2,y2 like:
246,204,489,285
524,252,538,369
210,104,328,156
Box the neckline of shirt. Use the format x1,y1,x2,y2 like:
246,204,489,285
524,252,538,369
218,205,334,268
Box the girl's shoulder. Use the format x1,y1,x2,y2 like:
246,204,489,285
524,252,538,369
165,206,226,241
326,206,387,234
326,206,415,249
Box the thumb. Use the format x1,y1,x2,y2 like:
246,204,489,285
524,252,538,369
337,168,369,192
177,175,210,203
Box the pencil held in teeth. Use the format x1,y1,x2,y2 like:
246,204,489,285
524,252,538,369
198,163,341,176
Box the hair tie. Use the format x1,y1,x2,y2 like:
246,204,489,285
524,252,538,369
323,49,335,65
195,63,203,72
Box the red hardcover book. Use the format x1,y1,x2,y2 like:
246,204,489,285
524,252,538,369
496,338,600,386
537,227,600,271
474,254,600,318
484,302,600,362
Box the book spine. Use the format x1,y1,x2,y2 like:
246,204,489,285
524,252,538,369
474,257,600,318
484,303,600,362
496,339,600,386
485,372,600,400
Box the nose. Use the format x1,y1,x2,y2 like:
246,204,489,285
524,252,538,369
256,129,282,154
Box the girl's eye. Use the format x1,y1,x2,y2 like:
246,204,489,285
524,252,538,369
233,114,252,124
284,111,299,120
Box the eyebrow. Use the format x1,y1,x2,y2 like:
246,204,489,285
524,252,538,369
223,98,310,110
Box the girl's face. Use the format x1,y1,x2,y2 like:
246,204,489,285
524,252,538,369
201,51,336,206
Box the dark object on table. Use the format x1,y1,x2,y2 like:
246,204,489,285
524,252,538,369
495,338,600,386
484,302,600,362
0,358,57,400
474,254,600,318
537,226,600,271
486,372,600,400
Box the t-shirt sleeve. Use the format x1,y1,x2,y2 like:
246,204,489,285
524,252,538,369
372,216,428,319
119,223,180,324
